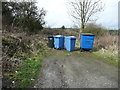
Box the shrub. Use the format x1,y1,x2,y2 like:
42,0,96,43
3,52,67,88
82,23,107,36
2,2,46,33
61,25,65,29
94,32,118,49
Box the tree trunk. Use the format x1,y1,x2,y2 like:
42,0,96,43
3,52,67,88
80,23,85,33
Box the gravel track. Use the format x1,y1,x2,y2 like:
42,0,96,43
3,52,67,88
34,53,118,88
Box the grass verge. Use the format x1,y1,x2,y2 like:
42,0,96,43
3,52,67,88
91,52,118,67
11,54,44,88
10,46,49,88
72,50,118,67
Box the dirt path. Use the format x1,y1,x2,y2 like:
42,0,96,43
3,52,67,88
34,51,118,88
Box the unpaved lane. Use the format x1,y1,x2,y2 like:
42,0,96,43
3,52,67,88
35,55,118,88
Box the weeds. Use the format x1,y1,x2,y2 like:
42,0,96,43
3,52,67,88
91,52,118,67
2,31,49,88
11,54,44,88
92,31,118,67
10,44,48,88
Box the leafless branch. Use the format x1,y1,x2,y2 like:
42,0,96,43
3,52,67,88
67,0,104,32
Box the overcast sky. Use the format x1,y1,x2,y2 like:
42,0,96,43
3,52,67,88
37,0,119,30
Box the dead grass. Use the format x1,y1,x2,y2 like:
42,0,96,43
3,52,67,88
93,32,118,66
94,32,118,48
94,32,118,56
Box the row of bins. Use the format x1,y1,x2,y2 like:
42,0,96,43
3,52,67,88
48,33,95,51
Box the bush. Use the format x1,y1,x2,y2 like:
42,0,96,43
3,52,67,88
82,23,107,36
94,32,118,49
2,2,46,33
61,25,65,29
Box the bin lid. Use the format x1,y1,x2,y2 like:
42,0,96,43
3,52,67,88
81,33,95,36
64,36,70,38
54,35,64,38
66,36,77,39
48,35,54,38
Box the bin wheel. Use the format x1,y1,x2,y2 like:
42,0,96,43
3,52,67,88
80,48,83,52
89,50,92,52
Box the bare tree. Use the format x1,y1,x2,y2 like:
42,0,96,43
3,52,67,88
67,0,104,33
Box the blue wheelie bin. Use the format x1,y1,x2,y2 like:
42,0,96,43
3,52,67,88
54,35,64,49
65,36,77,51
64,36,69,49
80,33,95,51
